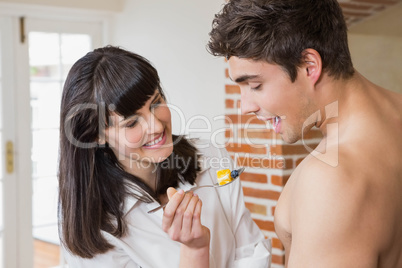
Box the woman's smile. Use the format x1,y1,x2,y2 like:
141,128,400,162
143,130,167,149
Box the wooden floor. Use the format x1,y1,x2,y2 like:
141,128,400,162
34,239,61,268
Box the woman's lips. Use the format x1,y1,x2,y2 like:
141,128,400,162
143,131,167,149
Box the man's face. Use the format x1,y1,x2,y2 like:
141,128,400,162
228,56,315,144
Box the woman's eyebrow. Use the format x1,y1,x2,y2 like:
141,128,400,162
150,92,161,103
119,93,161,123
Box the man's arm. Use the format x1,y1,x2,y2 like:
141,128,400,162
287,158,381,268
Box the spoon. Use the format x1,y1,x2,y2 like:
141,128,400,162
147,167,245,214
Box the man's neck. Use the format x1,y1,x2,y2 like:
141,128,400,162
313,71,361,137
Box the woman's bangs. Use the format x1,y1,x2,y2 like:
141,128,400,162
104,60,160,119
113,79,157,119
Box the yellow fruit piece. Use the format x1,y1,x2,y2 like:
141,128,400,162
217,169,233,185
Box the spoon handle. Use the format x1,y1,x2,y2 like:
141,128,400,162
147,167,245,214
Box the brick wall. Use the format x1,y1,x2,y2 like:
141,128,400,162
223,67,323,268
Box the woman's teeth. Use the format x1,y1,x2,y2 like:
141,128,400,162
144,134,163,146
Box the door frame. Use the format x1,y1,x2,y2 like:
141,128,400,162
0,3,110,267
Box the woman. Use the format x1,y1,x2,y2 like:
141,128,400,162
59,46,271,267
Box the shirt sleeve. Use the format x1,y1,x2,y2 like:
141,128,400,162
219,147,272,268
61,242,141,268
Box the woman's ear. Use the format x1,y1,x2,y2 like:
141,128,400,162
97,134,106,146
302,48,322,85
97,138,106,147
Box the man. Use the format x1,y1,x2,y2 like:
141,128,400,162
208,0,402,267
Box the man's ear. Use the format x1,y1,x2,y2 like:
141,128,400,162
302,48,322,85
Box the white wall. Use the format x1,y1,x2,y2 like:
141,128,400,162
348,3,402,94
111,0,227,144
349,34,402,94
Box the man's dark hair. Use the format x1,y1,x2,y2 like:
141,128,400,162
208,0,354,82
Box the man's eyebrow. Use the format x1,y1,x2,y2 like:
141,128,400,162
233,74,260,83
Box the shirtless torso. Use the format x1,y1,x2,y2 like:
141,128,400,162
275,73,402,268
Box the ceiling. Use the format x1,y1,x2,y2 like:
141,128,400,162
340,0,402,36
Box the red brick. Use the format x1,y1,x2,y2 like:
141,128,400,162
296,157,306,167
225,68,229,78
284,158,294,170
272,254,285,265
271,175,290,186
243,187,281,200
225,114,266,125
245,202,267,216
272,237,284,250
240,172,268,183
225,85,240,94
236,99,241,109
226,143,267,154
225,99,234,109
224,129,233,139
253,219,275,232
236,156,287,169
271,206,276,216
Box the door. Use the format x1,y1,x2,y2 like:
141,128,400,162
16,17,102,267
0,15,17,268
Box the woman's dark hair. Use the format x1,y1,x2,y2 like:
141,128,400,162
58,46,200,258
208,0,354,81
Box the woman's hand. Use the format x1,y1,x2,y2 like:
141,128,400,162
162,187,210,268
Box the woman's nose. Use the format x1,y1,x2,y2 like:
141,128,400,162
147,112,164,134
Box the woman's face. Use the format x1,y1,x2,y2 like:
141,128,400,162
104,90,173,170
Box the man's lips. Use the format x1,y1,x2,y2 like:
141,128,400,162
256,115,282,133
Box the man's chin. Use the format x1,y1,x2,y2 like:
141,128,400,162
281,133,302,144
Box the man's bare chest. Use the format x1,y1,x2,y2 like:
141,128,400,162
274,177,294,251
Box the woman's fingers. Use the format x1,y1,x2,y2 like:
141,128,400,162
168,192,194,238
181,194,200,240
162,189,185,232
167,187,177,200
192,198,203,230
161,188,210,248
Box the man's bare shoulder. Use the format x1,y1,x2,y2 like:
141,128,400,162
288,144,402,267
287,149,384,266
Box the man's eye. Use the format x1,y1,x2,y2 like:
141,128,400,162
250,84,261,90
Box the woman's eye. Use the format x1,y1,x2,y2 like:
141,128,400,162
151,99,163,110
126,119,138,128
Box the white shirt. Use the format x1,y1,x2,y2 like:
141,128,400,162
63,142,271,268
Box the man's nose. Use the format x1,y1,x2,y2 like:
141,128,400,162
240,90,259,115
